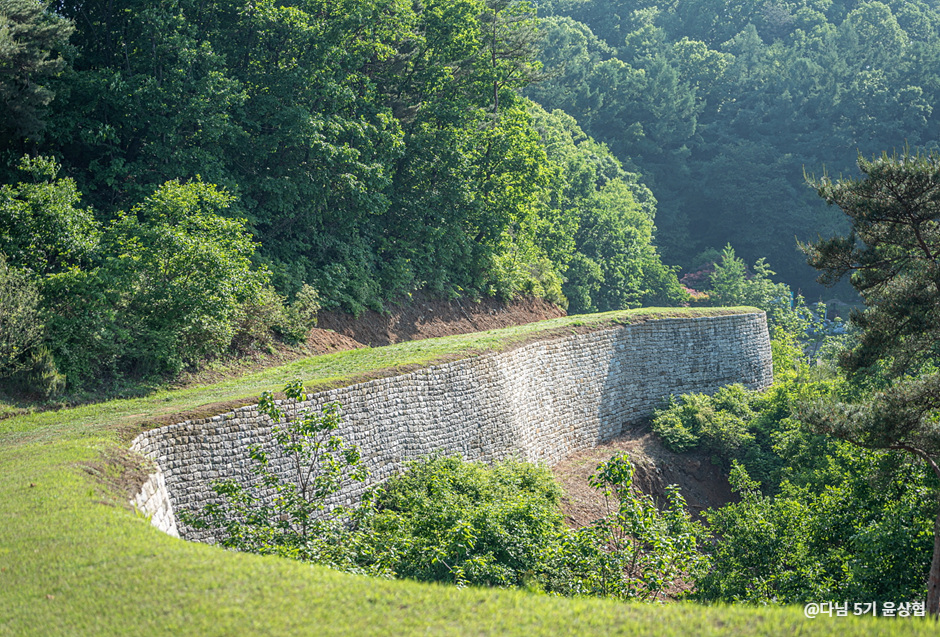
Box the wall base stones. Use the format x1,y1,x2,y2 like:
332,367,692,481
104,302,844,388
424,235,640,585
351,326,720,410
130,313,773,541
130,468,179,538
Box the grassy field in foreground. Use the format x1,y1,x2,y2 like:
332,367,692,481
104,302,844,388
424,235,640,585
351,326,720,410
2,306,932,636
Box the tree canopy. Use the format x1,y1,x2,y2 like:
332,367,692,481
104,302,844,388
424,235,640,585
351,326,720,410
528,0,940,295
0,0,689,394
0,0,73,148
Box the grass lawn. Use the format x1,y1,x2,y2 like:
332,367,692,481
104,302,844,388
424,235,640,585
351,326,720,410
1,307,931,635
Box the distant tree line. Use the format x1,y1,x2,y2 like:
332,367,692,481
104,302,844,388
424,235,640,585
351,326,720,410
528,0,940,295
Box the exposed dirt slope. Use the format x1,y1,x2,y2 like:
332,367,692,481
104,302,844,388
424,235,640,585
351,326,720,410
552,422,736,527
314,292,566,349
170,294,565,388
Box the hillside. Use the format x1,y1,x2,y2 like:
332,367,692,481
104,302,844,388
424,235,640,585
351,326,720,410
0,308,932,635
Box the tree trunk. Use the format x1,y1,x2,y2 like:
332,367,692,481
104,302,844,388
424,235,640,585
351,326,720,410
929,506,940,616
888,446,940,616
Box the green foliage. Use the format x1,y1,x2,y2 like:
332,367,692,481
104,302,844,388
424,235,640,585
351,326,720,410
652,385,759,459
696,462,838,604
650,358,935,606
33,0,580,311
707,245,790,311
649,397,700,453
7,0,684,315
0,252,41,377
43,179,269,385
531,0,940,295
528,103,687,313
0,156,98,275
232,282,321,350
230,285,297,353
356,455,565,588
181,380,368,567
697,452,937,605
807,150,940,379
105,180,263,369
290,284,321,329
0,158,292,393
543,453,707,600
354,452,706,599
697,246,851,363
0,0,73,145
804,150,940,612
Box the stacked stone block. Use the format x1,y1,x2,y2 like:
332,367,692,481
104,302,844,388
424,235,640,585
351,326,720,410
131,313,773,541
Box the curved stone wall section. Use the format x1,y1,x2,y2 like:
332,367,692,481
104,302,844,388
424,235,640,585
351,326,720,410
131,312,772,540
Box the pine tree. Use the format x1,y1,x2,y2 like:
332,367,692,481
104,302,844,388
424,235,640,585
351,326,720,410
0,0,73,145
801,150,940,615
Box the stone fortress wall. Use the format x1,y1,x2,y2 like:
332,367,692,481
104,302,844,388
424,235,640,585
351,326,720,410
131,312,773,541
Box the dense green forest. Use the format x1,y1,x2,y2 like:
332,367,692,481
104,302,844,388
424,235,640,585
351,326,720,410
6,0,939,395
530,0,940,294
5,0,939,393
2,0,692,394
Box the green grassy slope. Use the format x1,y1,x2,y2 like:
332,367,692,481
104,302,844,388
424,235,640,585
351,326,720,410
0,308,929,635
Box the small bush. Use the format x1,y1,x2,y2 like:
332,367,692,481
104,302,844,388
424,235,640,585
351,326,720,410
543,453,708,600
650,396,700,452
355,455,564,588
0,254,43,378
651,385,759,460
229,284,312,354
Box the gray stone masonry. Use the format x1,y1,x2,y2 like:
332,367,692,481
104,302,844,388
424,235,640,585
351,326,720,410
130,312,773,541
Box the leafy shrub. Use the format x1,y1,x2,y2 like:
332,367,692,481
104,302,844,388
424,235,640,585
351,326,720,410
102,180,266,374
353,453,706,598
652,386,757,459
650,395,700,452
290,284,321,328
694,462,831,604
695,456,936,604
355,455,564,588
230,285,291,354
32,176,277,389
314,256,382,317
0,253,42,378
41,266,125,390
0,156,98,276
230,283,321,353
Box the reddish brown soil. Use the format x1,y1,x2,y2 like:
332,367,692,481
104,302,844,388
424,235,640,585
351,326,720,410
552,422,736,528
316,292,566,348
305,326,365,355
170,294,563,389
